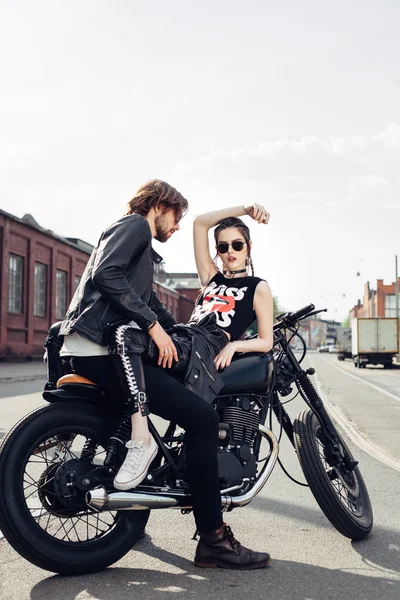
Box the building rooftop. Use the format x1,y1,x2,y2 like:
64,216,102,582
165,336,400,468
0,209,94,255
165,277,201,290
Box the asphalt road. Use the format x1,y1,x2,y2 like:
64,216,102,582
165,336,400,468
0,355,399,600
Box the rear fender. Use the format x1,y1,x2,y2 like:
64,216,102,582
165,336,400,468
43,384,108,406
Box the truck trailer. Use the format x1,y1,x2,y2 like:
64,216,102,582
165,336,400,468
351,318,399,369
337,327,352,361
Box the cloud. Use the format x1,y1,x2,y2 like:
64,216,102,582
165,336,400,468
173,125,400,210
375,123,400,148
0,136,44,167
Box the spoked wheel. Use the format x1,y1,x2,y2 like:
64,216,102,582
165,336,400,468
0,402,149,574
293,409,373,540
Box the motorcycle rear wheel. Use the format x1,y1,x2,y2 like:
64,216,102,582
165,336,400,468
293,409,373,540
0,402,149,575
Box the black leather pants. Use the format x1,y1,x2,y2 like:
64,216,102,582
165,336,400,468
66,353,224,532
108,324,193,416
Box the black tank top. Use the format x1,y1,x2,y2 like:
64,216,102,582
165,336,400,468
188,272,264,341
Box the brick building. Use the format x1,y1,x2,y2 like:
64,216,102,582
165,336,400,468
298,318,341,349
0,210,200,359
350,278,400,320
0,210,94,359
154,264,200,323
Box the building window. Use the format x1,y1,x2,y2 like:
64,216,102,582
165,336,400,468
8,254,24,313
34,263,47,317
385,294,400,318
56,269,67,319
74,275,81,291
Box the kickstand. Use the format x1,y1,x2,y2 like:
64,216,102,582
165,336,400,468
192,528,199,541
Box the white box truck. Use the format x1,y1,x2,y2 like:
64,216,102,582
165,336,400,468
351,318,399,369
337,327,352,361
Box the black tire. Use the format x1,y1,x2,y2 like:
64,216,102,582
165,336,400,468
293,409,373,540
0,402,150,575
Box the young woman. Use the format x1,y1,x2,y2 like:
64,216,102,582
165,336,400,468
190,203,273,367
116,203,274,490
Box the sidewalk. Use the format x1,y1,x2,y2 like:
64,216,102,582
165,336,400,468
0,360,46,383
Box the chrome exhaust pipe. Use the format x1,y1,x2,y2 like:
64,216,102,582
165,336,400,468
87,424,278,512
87,488,178,511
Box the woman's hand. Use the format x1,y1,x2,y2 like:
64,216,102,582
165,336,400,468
214,342,238,370
148,322,179,368
244,203,270,224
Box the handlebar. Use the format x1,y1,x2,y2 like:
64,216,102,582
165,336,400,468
292,304,315,321
273,303,318,331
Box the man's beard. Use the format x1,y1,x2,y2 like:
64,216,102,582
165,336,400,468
154,214,172,243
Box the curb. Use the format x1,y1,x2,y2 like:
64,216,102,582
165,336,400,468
0,375,46,384
308,355,400,474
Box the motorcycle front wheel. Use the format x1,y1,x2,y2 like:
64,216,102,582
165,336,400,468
293,409,373,540
0,402,149,575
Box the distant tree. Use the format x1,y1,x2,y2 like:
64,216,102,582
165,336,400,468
273,296,282,319
244,295,282,337
342,315,350,328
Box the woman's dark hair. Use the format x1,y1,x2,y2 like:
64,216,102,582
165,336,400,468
125,179,188,222
214,217,254,276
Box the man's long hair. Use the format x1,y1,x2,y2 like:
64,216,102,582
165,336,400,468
125,179,188,222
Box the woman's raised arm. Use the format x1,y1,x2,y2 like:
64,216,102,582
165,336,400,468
193,204,270,286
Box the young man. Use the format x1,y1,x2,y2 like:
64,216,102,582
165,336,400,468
60,178,186,476
59,179,270,569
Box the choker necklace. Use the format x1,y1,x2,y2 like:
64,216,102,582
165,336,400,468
223,268,247,276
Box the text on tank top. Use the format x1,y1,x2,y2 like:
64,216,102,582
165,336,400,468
188,271,264,340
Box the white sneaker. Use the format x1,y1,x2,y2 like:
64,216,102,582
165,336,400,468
113,437,158,491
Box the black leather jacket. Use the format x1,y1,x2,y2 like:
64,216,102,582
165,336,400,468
60,214,175,345
168,317,226,402
59,213,225,401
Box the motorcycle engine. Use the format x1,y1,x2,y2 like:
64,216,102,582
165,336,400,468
216,396,261,492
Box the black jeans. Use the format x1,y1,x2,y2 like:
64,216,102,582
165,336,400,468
67,355,223,533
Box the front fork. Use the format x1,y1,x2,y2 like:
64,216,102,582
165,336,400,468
272,371,358,472
297,372,358,471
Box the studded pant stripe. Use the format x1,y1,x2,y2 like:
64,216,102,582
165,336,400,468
114,324,140,397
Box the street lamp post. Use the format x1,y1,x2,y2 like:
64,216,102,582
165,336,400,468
396,255,399,360
396,254,399,322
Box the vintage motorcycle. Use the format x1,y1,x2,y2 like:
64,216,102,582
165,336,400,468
0,304,373,575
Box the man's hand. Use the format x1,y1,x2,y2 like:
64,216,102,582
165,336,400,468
148,322,179,368
214,342,238,370
244,204,270,224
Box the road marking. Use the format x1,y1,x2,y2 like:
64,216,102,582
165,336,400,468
309,355,400,474
321,358,400,404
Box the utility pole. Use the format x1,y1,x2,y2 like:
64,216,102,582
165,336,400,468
396,255,399,359
396,255,399,319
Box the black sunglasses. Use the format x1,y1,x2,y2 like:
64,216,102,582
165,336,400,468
217,240,245,254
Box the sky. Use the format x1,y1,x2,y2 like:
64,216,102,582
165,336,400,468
1,0,399,321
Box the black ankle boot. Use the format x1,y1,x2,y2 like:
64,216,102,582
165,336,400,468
194,524,270,570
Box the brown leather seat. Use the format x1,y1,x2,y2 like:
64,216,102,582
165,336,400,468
56,374,98,388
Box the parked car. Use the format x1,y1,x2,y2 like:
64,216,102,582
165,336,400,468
318,345,330,353
329,346,338,353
